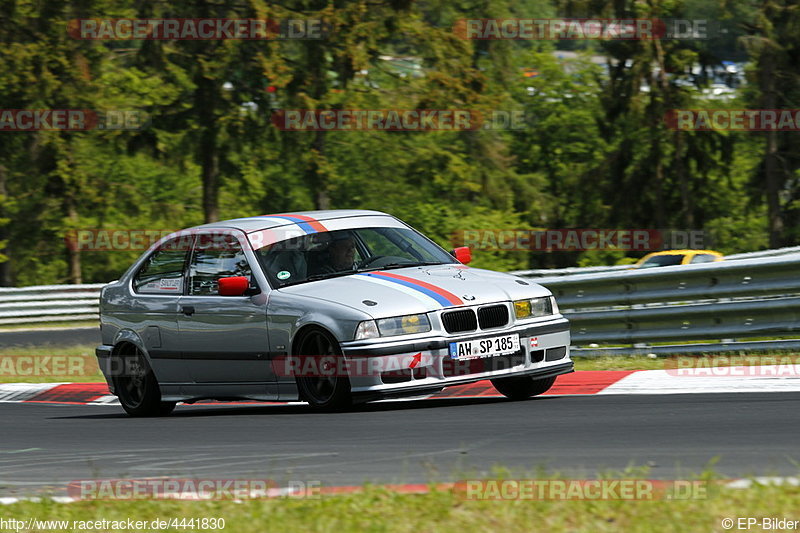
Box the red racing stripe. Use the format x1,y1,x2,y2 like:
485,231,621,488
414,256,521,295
271,213,328,232
371,271,463,306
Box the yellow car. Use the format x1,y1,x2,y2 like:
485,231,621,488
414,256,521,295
636,250,724,269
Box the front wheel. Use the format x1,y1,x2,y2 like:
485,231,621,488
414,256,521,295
295,329,353,411
490,375,557,400
113,346,176,417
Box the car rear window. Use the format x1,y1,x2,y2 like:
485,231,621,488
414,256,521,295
133,236,193,293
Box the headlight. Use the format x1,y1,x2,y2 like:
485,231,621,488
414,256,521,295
377,314,431,336
513,297,553,319
513,300,531,318
355,320,379,339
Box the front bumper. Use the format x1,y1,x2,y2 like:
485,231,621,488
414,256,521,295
353,361,573,402
340,316,571,397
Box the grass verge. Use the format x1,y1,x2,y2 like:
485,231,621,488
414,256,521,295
0,345,103,383
1,475,798,533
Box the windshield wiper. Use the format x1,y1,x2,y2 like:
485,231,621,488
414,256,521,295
279,269,359,287
359,261,447,272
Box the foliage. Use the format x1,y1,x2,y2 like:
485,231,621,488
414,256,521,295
0,0,792,284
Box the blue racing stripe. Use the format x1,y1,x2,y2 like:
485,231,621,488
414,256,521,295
357,272,453,307
261,215,318,234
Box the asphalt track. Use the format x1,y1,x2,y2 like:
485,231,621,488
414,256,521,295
1,392,798,496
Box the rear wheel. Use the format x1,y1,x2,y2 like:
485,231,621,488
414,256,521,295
295,329,352,411
490,375,557,400
113,346,176,417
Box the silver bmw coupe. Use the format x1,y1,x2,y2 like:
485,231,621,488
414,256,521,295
96,210,572,415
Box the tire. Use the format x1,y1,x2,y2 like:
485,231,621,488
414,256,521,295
113,346,176,417
294,328,352,411
490,375,557,400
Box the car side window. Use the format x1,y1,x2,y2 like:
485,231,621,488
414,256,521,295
188,233,252,296
641,255,683,268
690,253,716,264
133,237,193,294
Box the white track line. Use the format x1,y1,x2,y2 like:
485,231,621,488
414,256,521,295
601,365,800,395
0,383,67,402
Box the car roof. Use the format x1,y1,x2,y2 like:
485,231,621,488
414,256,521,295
642,249,722,258
191,209,392,233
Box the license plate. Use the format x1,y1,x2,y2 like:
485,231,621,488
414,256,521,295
449,334,520,361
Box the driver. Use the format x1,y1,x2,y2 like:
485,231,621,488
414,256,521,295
315,233,356,274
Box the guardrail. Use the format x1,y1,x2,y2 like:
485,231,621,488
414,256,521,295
524,253,800,356
510,264,631,277
0,284,105,325
511,244,800,277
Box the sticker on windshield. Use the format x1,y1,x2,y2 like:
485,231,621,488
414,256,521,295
277,270,291,280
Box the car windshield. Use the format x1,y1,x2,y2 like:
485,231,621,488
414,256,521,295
640,254,684,268
255,226,457,287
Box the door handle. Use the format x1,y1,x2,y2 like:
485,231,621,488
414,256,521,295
181,305,195,316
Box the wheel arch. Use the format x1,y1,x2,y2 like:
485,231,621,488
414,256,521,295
291,324,341,355
112,329,147,355
110,329,159,381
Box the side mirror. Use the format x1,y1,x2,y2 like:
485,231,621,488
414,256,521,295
218,276,251,296
451,246,472,265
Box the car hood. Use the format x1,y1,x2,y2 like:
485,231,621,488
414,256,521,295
276,265,551,319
